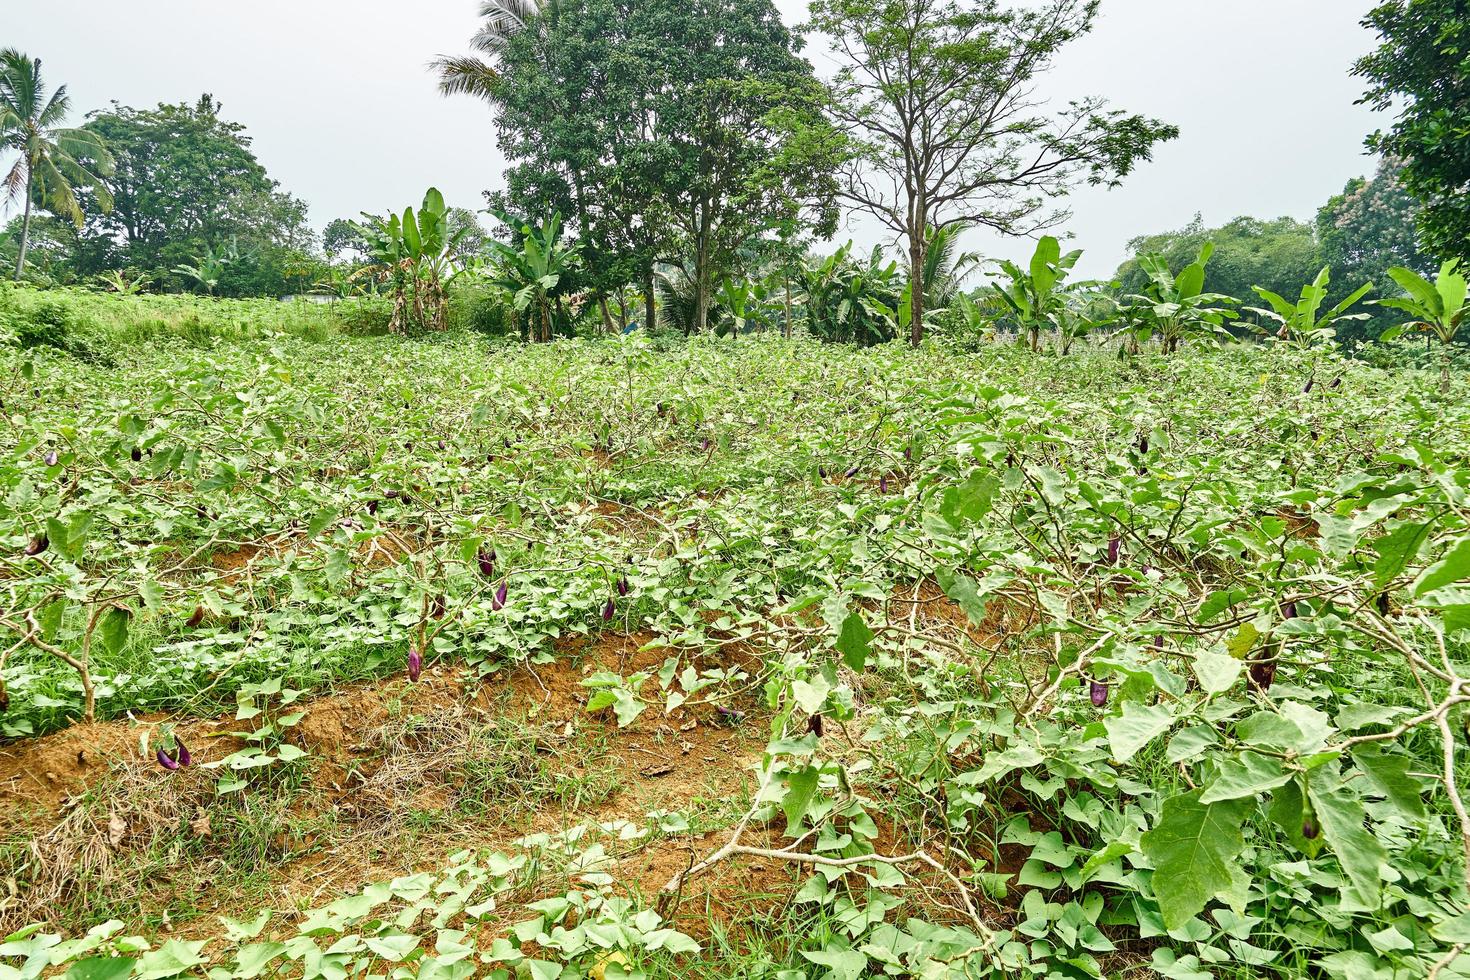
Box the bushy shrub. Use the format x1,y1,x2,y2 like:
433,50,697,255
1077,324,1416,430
331,297,396,336
448,285,514,336
1359,334,1470,374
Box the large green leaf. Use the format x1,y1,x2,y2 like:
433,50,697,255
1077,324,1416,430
1141,790,1252,930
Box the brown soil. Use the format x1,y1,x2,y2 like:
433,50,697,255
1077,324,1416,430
0,632,772,937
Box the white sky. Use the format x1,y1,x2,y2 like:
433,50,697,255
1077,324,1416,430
5,0,1384,276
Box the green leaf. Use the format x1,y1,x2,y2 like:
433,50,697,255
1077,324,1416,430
835,611,873,672
782,765,819,835
1103,701,1174,763
1140,790,1252,930
1413,533,1470,595
1350,745,1426,820
98,607,131,656
65,958,137,980
1199,751,1290,803
1308,774,1388,905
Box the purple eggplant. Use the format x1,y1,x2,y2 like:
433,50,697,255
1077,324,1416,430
844,465,859,479
477,547,496,578
430,594,447,619
903,446,913,462
43,450,58,467
407,646,423,683
186,605,206,629
818,465,827,479
617,576,629,597
1375,592,1390,616
1301,818,1318,840
1281,600,1298,620
492,580,508,611
879,476,889,494
176,739,192,767
1089,680,1109,707
1329,376,1342,390
1303,378,1315,394
156,747,180,771
807,713,824,737
1106,536,1121,565
23,534,48,557
1249,657,1277,692
367,499,379,516
602,598,615,621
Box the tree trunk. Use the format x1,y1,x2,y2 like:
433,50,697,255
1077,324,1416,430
644,266,656,333
907,229,925,347
1442,342,1452,394
784,275,793,340
598,296,614,334
693,201,712,335
14,175,33,281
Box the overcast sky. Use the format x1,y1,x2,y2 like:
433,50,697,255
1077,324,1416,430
6,0,1384,276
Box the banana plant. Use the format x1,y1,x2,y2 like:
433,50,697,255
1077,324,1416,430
354,188,467,333
1243,266,1372,348
1379,259,1468,392
1124,242,1237,355
172,242,236,296
478,210,582,343
802,243,903,345
989,236,1082,352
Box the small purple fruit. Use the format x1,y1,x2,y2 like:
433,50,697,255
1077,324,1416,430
1303,378,1315,394
617,577,629,597
367,499,379,516
407,646,423,683
1090,680,1109,707
818,466,827,479
1107,536,1121,565
492,580,508,611
130,446,142,462
24,534,48,557
807,713,824,737
1301,818,1318,840
602,598,615,621
879,476,888,494
185,606,205,629
844,465,859,479
903,446,913,462
176,739,192,767
1282,600,1297,620
1249,658,1277,692
156,747,180,771
1329,376,1341,389
43,450,58,467
477,547,496,578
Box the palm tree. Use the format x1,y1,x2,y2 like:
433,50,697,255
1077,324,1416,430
0,49,114,280
920,223,983,312
433,0,544,101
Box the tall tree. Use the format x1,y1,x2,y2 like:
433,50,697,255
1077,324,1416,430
1114,215,1323,308
1317,156,1433,343
446,0,840,335
1355,0,1470,264
0,49,113,280
72,95,313,290
806,0,1177,345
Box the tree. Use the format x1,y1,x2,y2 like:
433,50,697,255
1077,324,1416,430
1354,0,1470,264
1124,243,1237,355
71,95,313,292
1243,267,1372,349
806,0,1177,346
451,0,840,336
355,189,469,334
481,210,583,342
0,49,114,280
989,236,1082,352
1317,157,1432,342
323,218,370,263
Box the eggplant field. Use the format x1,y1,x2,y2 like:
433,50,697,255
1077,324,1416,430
1,291,1469,978
6,0,1470,976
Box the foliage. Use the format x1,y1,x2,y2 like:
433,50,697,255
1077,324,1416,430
807,0,1177,344
65,95,316,295
1242,265,1373,348
1317,156,1435,342
477,210,583,341
988,235,1083,352
1124,242,1238,354
353,188,467,334
0,49,115,281
1378,259,1469,390
1355,0,1470,264
3,311,1470,977
800,242,903,345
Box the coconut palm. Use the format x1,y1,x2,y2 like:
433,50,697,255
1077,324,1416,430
0,49,114,280
433,0,544,101
921,223,983,312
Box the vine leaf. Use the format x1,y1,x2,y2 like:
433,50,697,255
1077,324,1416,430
1103,701,1174,763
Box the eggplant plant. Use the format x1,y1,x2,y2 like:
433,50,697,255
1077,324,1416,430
1378,259,1468,391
